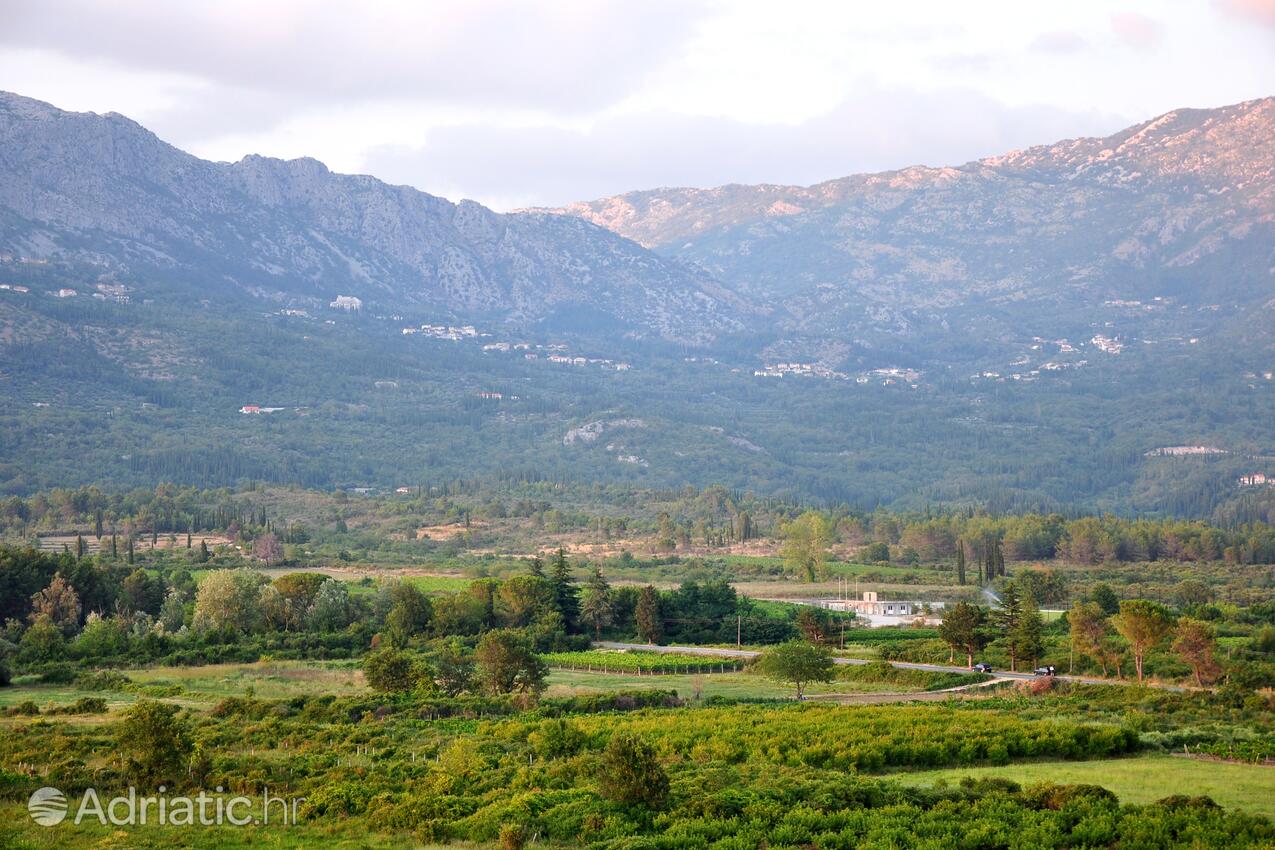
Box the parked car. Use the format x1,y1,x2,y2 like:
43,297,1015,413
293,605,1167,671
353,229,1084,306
973,663,993,673
1033,665,1057,677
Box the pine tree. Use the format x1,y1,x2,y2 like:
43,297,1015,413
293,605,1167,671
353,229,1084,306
528,556,545,578
635,586,663,645
1011,590,1044,669
550,548,579,632
579,569,614,640
992,582,1023,671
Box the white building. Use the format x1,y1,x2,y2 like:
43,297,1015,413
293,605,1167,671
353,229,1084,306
329,295,362,311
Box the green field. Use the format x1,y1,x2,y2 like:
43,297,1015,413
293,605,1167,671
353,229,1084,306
0,661,369,714
893,753,1275,818
544,668,936,700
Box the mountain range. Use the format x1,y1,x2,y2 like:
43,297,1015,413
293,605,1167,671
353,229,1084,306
0,92,744,345
0,91,1273,511
551,97,1274,349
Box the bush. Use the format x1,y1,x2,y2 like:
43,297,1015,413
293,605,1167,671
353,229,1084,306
597,733,669,809
116,700,193,786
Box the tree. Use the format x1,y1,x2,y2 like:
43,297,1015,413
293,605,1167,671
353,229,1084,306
1067,601,1110,675
1111,599,1174,684
755,640,834,699
1173,618,1221,687
252,532,282,566
1089,583,1120,616
191,568,266,632
119,568,164,617
1173,580,1212,610
273,573,327,610
991,582,1023,671
71,613,129,659
158,589,187,632
196,539,210,563
363,647,430,693
29,573,81,633
475,629,547,695
498,574,554,627
579,569,614,640
635,585,663,645
430,637,476,696
549,548,579,632
258,584,303,631
18,616,67,663
956,539,967,586
1010,590,1045,670
597,733,669,809
527,556,545,579
781,511,833,581
116,700,192,786
794,606,833,645
308,579,353,631
385,581,433,647
938,601,987,667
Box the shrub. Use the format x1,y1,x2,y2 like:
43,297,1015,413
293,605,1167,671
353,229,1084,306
597,733,669,809
116,700,193,786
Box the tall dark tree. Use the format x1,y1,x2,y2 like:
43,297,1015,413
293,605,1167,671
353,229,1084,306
956,539,967,586
550,548,579,632
635,585,663,645
992,582,1024,671
579,569,614,640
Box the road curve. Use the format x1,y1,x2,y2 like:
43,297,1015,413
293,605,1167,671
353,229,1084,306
593,641,1175,690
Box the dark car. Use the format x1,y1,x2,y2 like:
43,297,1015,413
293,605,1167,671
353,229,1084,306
1033,665,1057,677
973,663,993,673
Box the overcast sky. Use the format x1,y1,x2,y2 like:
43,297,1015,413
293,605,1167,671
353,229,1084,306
2,0,1273,209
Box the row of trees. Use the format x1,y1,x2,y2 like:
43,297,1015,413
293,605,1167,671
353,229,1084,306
934,579,1227,685
9,483,1275,568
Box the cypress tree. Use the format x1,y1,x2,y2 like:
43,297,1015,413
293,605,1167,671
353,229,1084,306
550,548,579,632
956,539,966,585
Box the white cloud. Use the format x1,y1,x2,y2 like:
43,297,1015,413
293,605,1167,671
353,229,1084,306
1,0,1272,208
362,88,1127,209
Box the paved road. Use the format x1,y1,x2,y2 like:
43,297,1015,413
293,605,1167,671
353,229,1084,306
594,641,1170,690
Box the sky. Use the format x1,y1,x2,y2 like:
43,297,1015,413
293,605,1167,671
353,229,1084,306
2,0,1273,210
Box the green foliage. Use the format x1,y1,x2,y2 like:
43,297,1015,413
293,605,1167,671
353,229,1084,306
597,732,669,809
115,699,193,786
362,647,432,694
755,640,835,698
781,511,834,581
938,600,988,667
541,650,743,674
475,628,547,695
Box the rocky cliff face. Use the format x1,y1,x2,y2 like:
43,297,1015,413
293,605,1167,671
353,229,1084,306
0,92,745,343
549,98,1275,339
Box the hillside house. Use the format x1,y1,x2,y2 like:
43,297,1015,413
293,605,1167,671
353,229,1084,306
329,295,362,311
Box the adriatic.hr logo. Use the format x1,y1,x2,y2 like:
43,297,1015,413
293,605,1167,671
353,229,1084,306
25,785,303,828
28,787,69,826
